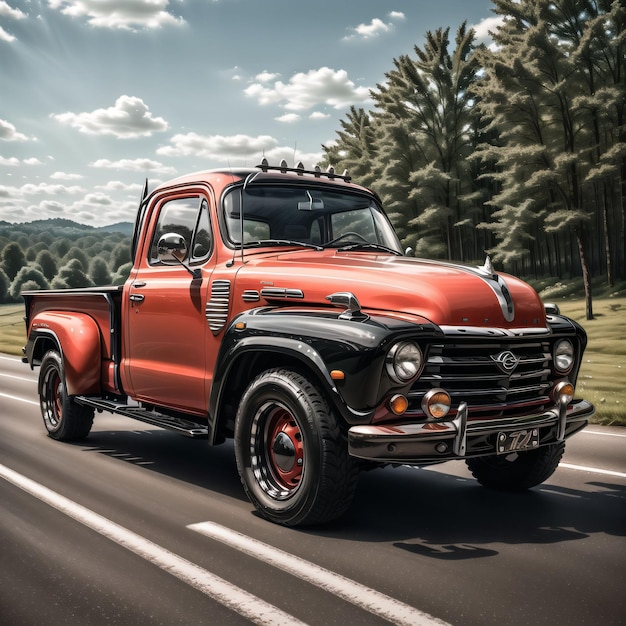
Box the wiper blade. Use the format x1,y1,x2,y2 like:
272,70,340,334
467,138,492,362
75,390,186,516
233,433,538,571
334,243,403,256
245,239,323,250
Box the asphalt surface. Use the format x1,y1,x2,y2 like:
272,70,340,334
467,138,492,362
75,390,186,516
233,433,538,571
1,353,624,625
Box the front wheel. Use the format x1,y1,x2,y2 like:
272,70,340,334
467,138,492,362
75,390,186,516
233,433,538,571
234,368,358,526
39,350,94,441
465,442,565,491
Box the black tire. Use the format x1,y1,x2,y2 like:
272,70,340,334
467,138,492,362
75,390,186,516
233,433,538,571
466,442,565,491
234,368,358,526
39,350,94,441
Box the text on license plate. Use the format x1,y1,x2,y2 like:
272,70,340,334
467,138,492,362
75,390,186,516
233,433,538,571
496,429,539,454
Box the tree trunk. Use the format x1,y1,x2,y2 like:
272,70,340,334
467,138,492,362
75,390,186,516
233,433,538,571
576,228,593,320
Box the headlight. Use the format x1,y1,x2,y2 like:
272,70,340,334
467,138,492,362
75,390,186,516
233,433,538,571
553,339,574,373
386,341,423,383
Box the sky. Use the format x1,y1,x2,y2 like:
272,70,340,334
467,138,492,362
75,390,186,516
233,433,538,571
0,0,500,227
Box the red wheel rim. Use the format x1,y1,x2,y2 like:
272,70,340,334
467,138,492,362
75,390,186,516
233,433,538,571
266,407,304,490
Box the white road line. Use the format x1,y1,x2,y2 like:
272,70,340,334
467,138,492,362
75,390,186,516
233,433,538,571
560,463,626,479
583,430,626,438
0,464,305,626
0,372,36,382
0,355,22,361
189,521,450,626
0,392,39,406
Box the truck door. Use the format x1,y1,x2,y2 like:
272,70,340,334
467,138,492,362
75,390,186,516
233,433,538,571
123,193,215,415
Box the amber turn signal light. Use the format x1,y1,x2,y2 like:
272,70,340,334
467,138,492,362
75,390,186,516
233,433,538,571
553,381,574,405
389,394,408,415
421,389,451,419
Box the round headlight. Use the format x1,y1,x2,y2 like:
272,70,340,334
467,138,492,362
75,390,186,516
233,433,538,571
386,341,423,383
553,339,574,373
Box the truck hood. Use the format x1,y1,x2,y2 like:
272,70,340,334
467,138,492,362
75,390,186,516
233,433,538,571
236,250,547,329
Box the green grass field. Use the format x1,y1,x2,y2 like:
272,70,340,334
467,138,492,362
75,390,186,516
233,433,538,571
2,298,624,425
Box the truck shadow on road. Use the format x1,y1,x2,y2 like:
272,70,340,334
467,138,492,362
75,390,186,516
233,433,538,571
328,465,626,559
76,427,245,501
76,426,625,560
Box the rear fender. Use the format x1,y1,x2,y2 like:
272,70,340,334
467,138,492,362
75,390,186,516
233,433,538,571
28,311,102,396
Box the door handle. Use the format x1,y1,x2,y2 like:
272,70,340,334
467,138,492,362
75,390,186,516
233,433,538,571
132,281,146,288
129,294,145,302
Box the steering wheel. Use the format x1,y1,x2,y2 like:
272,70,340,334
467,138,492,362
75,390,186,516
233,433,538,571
326,231,369,246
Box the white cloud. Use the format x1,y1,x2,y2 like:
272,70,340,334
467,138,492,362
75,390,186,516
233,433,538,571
82,192,113,205
156,133,322,170
0,156,19,166
472,16,504,46
309,111,330,120
344,12,405,41
157,133,279,160
48,0,184,31
20,182,85,195
0,1,25,19
23,158,43,165
0,1,26,42
275,113,300,124
95,180,143,193
255,71,281,83
0,118,30,142
50,171,84,180
245,67,371,111
51,95,169,138
91,158,177,174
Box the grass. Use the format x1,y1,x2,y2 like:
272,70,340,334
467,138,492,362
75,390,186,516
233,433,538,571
2,293,625,426
550,297,625,426
0,304,26,356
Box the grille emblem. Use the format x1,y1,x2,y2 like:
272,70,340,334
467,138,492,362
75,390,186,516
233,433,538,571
492,350,519,373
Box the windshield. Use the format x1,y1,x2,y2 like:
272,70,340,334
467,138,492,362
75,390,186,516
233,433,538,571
222,184,402,254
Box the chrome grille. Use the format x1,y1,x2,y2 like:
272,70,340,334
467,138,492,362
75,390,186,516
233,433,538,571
409,338,554,420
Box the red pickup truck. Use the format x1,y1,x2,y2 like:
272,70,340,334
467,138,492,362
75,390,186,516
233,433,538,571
22,160,594,526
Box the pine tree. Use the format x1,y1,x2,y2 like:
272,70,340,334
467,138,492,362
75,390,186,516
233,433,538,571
54,258,94,289
35,249,58,281
322,106,378,189
1,242,27,281
10,265,50,300
89,257,112,286
372,23,482,258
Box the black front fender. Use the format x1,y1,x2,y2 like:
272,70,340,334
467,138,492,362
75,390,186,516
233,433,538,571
207,307,439,443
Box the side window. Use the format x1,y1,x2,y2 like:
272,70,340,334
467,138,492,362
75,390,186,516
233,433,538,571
149,196,213,265
191,200,212,261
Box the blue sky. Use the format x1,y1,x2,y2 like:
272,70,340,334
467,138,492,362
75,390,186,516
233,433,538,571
0,0,499,226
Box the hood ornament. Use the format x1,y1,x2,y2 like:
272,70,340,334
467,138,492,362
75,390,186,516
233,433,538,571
480,255,496,279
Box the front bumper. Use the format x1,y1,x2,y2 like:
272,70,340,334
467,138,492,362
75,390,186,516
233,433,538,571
348,399,595,463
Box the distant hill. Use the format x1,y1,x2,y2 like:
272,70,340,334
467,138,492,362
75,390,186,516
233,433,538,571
0,218,133,238
96,222,134,236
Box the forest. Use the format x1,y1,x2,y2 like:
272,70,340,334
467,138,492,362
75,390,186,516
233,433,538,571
1,0,624,320
0,219,133,303
322,0,625,319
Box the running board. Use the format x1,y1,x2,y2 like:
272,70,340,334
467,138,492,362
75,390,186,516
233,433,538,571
75,396,209,438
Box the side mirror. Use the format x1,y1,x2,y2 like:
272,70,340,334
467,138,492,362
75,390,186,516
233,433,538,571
157,233,200,279
157,232,188,263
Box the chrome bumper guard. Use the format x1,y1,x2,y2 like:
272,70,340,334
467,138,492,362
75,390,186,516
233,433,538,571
348,399,595,463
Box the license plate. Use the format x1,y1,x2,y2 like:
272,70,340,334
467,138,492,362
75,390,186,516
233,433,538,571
496,428,539,454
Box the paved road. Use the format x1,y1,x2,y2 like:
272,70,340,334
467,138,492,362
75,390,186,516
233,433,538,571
1,353,624,625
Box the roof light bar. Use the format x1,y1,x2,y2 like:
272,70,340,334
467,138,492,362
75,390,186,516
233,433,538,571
256,159,351,182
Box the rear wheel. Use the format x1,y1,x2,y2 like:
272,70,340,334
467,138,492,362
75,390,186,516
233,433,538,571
234,368,358,526
39,350,94,441
466,442,565,491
